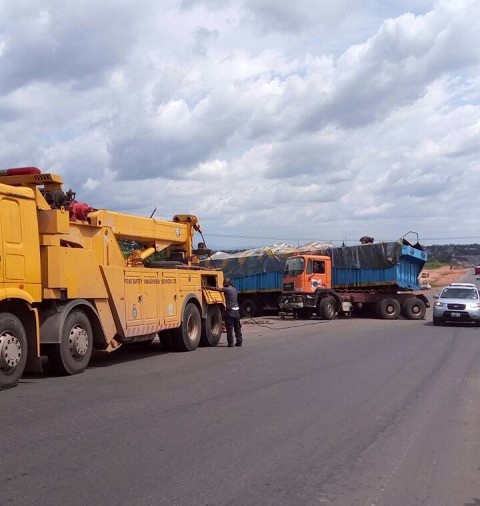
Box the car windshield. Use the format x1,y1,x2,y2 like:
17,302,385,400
441,288,478,299
284,257,305,277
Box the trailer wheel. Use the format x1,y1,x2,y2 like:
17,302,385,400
318,297,336,320
200,305,222,347
402,298,426,320
173,303,201,351
0,313,28,390
376,298,401,320
240,299,257,318
48,310,93,375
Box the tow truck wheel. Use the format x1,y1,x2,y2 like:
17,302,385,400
173,303,201,351
376,298,401,320
0,313,27,390
402,298,426,320
48,310,93,375
200,304,222,347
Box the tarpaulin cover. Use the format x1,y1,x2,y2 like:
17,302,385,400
202,239,425,278
326,241,404,269
201,242,333,278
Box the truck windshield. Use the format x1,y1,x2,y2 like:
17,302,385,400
284,257,305,277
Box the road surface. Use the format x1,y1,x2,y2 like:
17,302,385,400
2,293,480,505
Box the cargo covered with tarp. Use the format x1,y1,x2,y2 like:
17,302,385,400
202,242,333,280
328,240,427,290
202,238,426,292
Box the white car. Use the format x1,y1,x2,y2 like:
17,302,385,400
433,283,480,326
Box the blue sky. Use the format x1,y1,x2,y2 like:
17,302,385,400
0,0,479,249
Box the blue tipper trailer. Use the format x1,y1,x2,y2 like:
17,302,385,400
201,246,294,316
203,237,429,318
329,241,427,290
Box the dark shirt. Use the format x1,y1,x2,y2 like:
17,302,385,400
219,286,239,309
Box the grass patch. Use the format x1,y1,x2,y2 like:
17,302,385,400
424,261,450,270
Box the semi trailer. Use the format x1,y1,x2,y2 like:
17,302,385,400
205,236,429,320
279,237,429,320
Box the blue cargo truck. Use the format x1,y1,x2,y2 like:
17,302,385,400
279,238,430,320
202,246,292,316
228,271,283,317
205,236,429,319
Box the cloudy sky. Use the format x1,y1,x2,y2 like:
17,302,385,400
1,0,479,249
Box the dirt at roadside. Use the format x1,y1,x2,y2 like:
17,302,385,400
422,266,472,289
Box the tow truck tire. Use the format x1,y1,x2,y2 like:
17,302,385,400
0,313,27,390
402,298,426,320
318,297,336,320
173,303,201,351
48,310,93,375
200,305,222,347
376,298,401,320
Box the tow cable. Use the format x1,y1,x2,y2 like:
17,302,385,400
241,314,334,331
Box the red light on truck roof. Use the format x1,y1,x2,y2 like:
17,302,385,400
0,167,42,176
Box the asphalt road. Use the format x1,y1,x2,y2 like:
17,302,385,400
2,291,480,505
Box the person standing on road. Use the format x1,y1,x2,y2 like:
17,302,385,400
209,278,243,347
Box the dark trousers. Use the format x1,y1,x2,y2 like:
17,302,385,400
225,310,242,345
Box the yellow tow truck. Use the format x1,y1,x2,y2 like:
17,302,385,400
0,167,224,389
